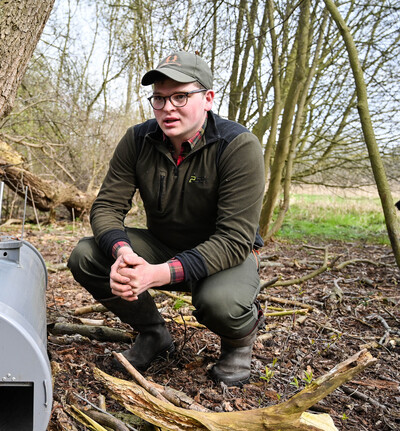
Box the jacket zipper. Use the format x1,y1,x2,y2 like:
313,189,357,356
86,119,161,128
158,173,166,211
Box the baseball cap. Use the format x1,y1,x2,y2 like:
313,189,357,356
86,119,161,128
141,51,213,89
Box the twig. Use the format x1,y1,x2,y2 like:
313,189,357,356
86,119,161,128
336,258,386,270
366,313,400,345
112,353,210,413
259,277,279,288
73,303,108,316
172,315,206,328
341,385,388,412
258,294,314,311
264,309,309,317
383,307,400,324
112,352,170,403
308,318,376,341
261,255,341,288
74,392,137,431
84,409,131,431
154,290,193,305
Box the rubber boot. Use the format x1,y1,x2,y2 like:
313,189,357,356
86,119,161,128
100,292,175,371
210,305,265,386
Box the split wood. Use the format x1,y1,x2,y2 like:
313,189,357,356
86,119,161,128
95,349,377,431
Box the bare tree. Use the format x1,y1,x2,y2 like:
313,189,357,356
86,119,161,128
323,0,400,268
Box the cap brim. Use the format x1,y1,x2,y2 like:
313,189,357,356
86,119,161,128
141,68,197,86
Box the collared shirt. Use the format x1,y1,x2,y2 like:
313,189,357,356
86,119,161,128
166,116,207,166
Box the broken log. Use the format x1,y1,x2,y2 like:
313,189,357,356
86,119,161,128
94,349,377,431
48,322,134,343
0,141,95,219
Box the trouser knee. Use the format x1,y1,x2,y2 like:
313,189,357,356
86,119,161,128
67,237,113,300
193,291,258,339
192,252,261,339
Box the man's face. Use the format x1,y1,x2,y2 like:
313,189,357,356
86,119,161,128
152,79,214,145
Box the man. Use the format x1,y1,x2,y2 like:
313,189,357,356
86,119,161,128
68,51,265,386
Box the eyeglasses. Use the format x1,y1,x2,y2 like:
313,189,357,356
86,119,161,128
148,89,207,110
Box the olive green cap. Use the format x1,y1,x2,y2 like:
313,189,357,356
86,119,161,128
141,51,213,89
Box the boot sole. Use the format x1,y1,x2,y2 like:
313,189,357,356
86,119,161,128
209,365,250,387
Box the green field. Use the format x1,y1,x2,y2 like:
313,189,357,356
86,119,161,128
275,193,390,245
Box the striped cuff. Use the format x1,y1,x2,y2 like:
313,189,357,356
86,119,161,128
167,258,185,284
111,241,132,259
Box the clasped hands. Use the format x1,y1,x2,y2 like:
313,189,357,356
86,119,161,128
110,247,171,301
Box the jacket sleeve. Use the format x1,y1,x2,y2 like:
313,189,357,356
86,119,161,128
175,132,265,280
90,127,137,256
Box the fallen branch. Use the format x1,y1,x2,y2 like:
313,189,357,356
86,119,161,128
260,250,341,289
172,316,206,328
259,294,314,311
341,385,388,412
48,322,134,343
83,409,131,431
113,352,169,403
74,392,135,431
0,141,95,218
73,304,108,316
69,405,109,431
155,290,193,305
264,309,309,317
94,349,377,431
336,258,386,270
113,352,210,413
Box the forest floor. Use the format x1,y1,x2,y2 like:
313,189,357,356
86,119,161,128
5,223,400,430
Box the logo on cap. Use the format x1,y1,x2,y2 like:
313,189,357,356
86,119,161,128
160,55,182,68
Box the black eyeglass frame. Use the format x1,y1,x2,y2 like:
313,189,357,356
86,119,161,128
147,89,208,110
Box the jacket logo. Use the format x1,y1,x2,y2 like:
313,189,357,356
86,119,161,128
189,175,207,184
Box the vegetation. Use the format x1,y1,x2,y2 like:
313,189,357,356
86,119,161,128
276,192,389,245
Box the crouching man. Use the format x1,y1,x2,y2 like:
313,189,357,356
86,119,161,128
68,51,265,386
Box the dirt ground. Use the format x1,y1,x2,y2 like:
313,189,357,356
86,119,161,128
5,223,400,430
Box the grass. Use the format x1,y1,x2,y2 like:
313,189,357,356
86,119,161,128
275,193,390,245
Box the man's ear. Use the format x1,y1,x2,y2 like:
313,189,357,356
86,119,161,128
205,90,215,111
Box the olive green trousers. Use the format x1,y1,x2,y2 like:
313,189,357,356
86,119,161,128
68,228,261,339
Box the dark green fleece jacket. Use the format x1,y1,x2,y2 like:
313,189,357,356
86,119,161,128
90,111,265,281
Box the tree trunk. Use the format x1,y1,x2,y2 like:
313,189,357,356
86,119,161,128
0,0,55,120
323,0,400,270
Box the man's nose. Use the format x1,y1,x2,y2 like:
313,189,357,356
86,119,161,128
163,97,175,110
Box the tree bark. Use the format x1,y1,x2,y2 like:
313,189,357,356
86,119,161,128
0,0,55,120
323,0,400,270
